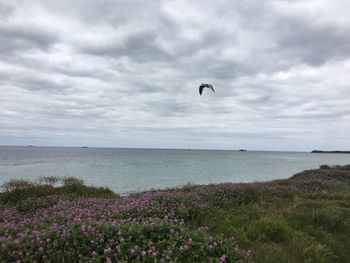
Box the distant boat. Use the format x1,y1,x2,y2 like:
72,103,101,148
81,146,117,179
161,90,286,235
82,146,88,148
27,145,34,147
238,149,247,152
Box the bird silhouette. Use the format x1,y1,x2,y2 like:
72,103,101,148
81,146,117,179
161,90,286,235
199,83,215,95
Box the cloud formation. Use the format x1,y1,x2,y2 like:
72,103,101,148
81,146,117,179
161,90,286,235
1,0,350,150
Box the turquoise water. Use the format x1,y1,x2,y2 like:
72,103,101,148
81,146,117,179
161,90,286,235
1,146,350,194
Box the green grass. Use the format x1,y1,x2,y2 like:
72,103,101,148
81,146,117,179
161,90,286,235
187,165,350,262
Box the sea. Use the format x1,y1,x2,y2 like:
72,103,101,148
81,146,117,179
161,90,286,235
1,146,350,195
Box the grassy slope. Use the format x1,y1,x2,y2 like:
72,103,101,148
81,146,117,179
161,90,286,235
1,165,350,262
191,166,350,262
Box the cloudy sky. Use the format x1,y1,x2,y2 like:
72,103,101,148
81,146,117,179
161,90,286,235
1,0,350,151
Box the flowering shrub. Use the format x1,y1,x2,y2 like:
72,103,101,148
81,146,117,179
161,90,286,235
1,164,350,262
0,190,253,262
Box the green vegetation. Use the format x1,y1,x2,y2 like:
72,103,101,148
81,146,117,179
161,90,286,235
0,176,116,204
0,165,350,262
191,165,350,262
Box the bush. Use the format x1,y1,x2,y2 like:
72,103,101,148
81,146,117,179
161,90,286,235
247,216,293,242
0,177,116,203
1,179,34,192
37,176,61,186
63,176,84,186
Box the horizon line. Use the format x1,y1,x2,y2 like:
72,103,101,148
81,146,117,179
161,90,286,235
0,144,313,152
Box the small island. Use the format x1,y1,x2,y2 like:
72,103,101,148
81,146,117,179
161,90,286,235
311,150,350,154
238,149,247,152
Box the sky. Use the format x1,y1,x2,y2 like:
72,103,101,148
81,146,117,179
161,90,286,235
0,0,350,151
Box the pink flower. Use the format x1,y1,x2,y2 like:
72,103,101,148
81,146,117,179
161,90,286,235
141,250,146,257
104,247,112,254
187,237,193,245
92,251,97,257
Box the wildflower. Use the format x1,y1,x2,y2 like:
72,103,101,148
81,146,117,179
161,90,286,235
104,247,112,254
92,251,97,257
220,255,226,262
141,250,147,257
188,237,193,245
115,245,121,252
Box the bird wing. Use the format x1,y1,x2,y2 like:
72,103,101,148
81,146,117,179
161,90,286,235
199,83,215,95
199,85,204,95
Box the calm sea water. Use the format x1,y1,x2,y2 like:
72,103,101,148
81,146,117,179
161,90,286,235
1,146,350,194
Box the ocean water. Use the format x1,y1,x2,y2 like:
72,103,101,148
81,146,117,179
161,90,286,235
1,146,350,194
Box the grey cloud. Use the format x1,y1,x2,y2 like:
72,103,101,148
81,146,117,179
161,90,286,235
83,30,173,62
0,69,69,93
0,24,58,55
276,18,350,66
0,2,15,20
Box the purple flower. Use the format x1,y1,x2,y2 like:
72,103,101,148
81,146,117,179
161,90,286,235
92,251,97,257
141,250,146,257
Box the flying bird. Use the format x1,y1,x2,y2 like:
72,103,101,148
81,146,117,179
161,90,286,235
199,83,215,95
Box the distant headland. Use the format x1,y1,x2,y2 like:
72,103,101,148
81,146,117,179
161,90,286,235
238,149,247,152
311,150,350,154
